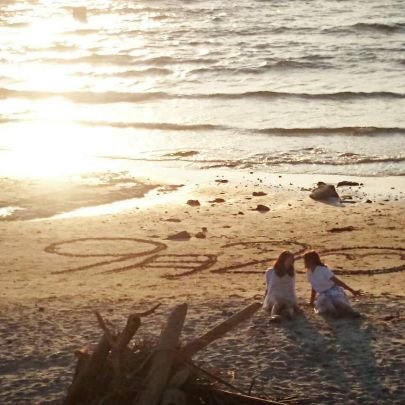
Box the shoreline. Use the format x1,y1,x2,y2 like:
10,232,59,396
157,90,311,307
1,163,404,222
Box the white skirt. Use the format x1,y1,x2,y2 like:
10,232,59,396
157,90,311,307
315,286,349,314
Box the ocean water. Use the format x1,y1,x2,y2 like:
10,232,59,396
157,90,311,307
0,0,404,177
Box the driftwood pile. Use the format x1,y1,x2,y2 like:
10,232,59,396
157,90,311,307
63,302,287,405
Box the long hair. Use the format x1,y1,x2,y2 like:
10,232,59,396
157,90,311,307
273,250,295,277
303,250,325,270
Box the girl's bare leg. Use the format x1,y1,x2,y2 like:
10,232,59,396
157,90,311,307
271,301,282,317
316,296,337,316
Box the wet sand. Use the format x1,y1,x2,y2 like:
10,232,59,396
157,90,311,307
0,169,404,404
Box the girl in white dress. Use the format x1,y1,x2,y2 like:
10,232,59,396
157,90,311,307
263,251,298,321
303,250,362,317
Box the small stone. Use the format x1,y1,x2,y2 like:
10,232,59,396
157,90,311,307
254,204,270,213
187,200,200,207
337,181,360,187
195,232,206,239
252,191,267,197
209,198,225,203
167,231,191,241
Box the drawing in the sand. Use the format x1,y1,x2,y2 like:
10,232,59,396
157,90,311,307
212,240,309,274
46,237,216,279
319,246,405,275
45,237,405,279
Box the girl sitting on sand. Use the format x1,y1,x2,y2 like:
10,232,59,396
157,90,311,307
304,250,362,317
263,251,298,321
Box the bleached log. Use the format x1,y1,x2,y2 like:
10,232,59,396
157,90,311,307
135,303,188,405
180,302,261,358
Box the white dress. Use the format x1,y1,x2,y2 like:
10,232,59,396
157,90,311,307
308,265,350,314
263,268,297,310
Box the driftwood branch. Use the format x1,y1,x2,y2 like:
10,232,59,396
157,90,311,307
63,301,306,404
64,334,111,405
135,303,188,405
185,359,247,395
111,314,141,381
94,310,116,347
134,302,161,317
180,302,261,358
210,388,286,405
115,314,141,352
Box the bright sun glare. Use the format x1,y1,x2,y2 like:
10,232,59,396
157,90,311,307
4,119,95,178
1,10,100,178
2,4,158,179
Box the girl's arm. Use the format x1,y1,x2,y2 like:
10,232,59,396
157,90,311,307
264,270,273,297
309,288,316,306
331,276,362,296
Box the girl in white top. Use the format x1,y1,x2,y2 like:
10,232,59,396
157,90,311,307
263,251,298,321
303,250,362,317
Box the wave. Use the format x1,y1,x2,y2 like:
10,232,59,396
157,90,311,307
97,68,172,77
351,22,405,33
63,120,405,136
100,123,405,137
1,114,404,138
2,87,405,104
256,126,405,136
204,157,405,169
0,88,168,103
324,22,405,34
82,121,227,132
194,90,405,101
96,150,405,172
262,59,331,69
138,56,218,66
44,54,134,66
41,54,218,67
189,59,331,75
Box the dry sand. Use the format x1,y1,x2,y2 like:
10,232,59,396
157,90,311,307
0,168,404,404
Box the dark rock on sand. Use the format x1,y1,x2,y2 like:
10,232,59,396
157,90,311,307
252,191,267,197
337,181,360,187
209,198,225,203
187,200,200,207
366,199,373,203
167,231,191,241
215,179,228,184
163,150,199,158
254,204,270,213
327,226,356,233
195,232,206,239
310,183,340,201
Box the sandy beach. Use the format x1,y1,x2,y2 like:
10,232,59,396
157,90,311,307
1,0,405,403
1,167,404,404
